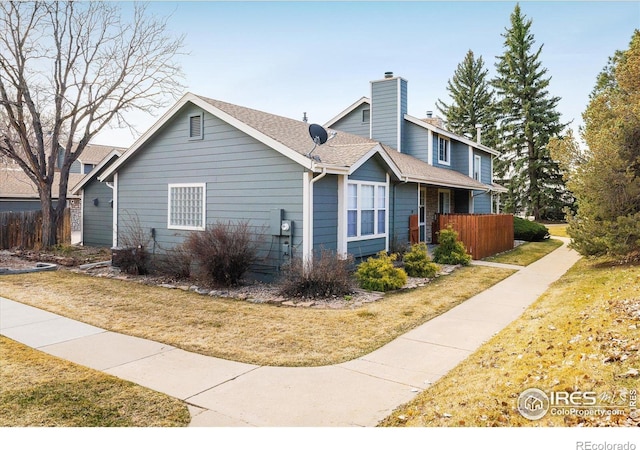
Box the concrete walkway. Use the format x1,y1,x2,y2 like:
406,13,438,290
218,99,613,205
0,239,581,427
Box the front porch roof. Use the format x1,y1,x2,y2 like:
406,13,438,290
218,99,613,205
382,146,489,191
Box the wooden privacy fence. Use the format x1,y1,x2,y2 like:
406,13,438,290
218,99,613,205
436,213,514,260
0,208,71,250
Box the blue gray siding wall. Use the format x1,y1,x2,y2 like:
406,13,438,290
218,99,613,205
403,121,429,161
450,141,469,174
0,200,44,212
391,182,417,250
349,155,387,183
371,77,407,151
348,238,386,259
83,179,113,247
116,104,305,274
329,103,370,139
313,175,338,252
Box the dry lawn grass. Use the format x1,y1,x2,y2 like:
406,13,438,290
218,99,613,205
0,266,513,367
545,223,569,238
484,239,563,266
0,336,190,427
380,257,640,427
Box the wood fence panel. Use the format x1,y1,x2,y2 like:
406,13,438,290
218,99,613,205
436,213,514,260
0,208,71,250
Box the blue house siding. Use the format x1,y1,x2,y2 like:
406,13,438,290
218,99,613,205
82,180,113,247
371,77,407,151
116,104,305,273
348,238,386,259
403,121,429,161
473,191,492,213
349,155,387,183
329,103,370,139
313,175,338,252
0,200,43,212
391,182,418,250
450,141,469,174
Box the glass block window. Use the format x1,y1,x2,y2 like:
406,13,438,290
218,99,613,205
168,183,206,230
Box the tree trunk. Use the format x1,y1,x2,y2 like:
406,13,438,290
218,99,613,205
38,185,58,248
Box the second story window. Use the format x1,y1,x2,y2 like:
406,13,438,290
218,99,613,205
473,155,482,181
362,108,370,123
438,136,450,165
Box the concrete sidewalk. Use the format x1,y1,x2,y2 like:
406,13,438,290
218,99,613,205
0,239,581,427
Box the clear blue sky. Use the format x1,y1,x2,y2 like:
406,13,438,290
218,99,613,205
94,1,640,147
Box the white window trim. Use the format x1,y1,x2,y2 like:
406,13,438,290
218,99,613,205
167,183,206,231
437,135,451,166
474,155,482,181
188,113,204,140
347,180,388,242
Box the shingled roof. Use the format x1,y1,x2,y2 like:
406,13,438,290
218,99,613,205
101,93,494,191
0,169,84,199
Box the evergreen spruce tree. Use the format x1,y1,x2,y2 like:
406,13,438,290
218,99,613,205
492,4,567,220
436,50,500,150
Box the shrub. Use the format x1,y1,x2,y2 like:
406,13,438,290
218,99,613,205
403,243,439,278
185,220,261,287
514,216,550,242
153,243,192,280
116,214,152,275
433,226,471,266
279,250,354,298
355,251,407,292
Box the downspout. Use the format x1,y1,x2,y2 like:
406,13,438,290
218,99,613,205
303,166,328,264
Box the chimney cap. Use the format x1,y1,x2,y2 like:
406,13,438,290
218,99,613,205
384,71,394,79
426,111,433,118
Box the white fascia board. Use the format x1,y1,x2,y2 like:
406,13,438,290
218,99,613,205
348,144,403,180
71,150,121,195
403,114,500,156
99,94,195,181
324,97,370,128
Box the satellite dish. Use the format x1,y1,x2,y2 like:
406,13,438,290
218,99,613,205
308,124,328,145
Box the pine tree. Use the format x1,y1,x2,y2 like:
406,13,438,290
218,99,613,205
492,4,567,220
436,50,500,149
556,30,640,257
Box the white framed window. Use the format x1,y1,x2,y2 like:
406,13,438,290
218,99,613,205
189,113,203,140
473,155,482,181
347,181,387,240
438,189,451,214
438,136,450,165
168,183,206,230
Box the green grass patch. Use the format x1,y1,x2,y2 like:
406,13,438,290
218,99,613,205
380,256,640,427
483,239,563,266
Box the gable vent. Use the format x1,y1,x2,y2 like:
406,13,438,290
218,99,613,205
189,114,203,139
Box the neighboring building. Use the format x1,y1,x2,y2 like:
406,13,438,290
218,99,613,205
71,150,121,247
99,74,506,277
1,143,120,214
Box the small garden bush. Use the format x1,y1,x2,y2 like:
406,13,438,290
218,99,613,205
153,243,192,280
403,243,440,278
355,251,407,292
185,220,261,287
433,226,471,266
116,214,152,275
279,250,354,298
514,216,550,242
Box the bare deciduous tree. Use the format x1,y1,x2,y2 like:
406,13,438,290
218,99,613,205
0,1,184,246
